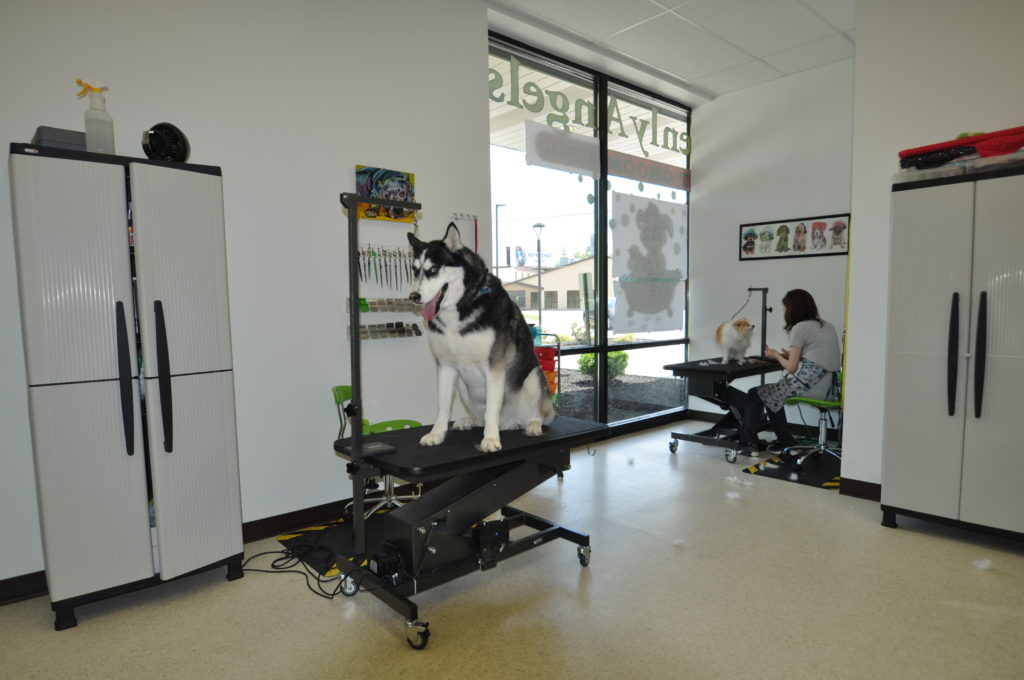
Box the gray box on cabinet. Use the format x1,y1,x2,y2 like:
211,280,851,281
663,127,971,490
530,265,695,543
31,126,86,151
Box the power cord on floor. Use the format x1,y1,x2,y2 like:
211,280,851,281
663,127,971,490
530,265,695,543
241,524,386,600
241,546,344,600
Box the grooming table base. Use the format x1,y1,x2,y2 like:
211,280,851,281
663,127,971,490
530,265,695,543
332,416,606,648
664,358,781,462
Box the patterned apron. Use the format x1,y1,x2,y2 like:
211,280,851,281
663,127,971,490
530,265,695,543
755,358,829,412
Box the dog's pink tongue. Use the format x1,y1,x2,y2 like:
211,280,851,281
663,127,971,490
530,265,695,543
421,291,442,321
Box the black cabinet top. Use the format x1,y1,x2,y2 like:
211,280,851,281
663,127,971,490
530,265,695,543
9,143,221,176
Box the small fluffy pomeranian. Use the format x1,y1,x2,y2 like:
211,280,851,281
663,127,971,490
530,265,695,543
715,318,754,364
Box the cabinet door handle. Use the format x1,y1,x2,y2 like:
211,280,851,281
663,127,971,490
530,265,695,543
154,300,173,452
115,302,135,456
946,292,959,416
973,291,987,419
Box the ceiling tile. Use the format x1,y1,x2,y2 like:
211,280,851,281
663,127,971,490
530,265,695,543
606,13,752,80
762,34,853,74
799,0,856,32
674,0,836,58
692,60,783,96
493,0,667,40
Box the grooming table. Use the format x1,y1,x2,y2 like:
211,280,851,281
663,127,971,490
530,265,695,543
664,357,781,462
332,415,607,648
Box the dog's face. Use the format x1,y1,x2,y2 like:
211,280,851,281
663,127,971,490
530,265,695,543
727,318,754,340
716,317,754,356
407,224,465,321
795,223,807,237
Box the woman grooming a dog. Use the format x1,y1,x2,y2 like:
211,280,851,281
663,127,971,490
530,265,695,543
727,289,841,455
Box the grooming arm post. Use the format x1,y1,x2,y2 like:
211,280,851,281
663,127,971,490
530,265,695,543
339,192,422,554
747,286,771,385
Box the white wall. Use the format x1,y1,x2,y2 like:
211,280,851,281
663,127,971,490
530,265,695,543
689,60,853,419
844,0,1024,484
0,0,491,581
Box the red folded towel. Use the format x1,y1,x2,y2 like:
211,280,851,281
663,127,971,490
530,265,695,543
899,125,1024,159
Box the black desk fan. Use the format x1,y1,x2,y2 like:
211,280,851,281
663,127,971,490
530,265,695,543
142,122,190,162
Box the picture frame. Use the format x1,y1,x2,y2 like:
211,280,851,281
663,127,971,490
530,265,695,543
355,165,416,222
739,213,849,261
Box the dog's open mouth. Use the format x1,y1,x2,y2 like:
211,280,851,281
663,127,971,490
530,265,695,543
421,284,447,322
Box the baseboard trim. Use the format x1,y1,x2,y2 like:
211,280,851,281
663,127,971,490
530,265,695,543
683,409,720,423
0,570,47,606
242,499,349,543
839,477,881,501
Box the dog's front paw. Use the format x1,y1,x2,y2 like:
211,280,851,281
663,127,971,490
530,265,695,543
420,431,446,447
524,420,543,437
478,436,502,452
453,417,477,431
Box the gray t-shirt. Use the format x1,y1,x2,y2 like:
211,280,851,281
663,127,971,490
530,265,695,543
789,319,841,372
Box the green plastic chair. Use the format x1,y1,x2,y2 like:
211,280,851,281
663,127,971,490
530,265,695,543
784,371,842,467
332,386,423,517
332,385,353,439
364,419,421,434
334,386,421,438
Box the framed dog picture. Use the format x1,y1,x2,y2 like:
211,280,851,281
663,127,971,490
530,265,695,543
739,213,849,261
355,165,416,222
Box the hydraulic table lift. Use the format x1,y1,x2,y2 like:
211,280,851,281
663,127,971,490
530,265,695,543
333,417,606,648
335,193,606,649
663,358,780,463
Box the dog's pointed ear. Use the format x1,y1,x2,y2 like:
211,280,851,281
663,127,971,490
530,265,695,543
407,232,425,252
443,222,463,250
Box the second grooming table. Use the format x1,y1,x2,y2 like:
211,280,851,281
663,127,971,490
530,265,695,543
332,415,607,648
664,357,780,462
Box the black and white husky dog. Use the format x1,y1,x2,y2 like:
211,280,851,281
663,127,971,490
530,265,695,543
407,224,555,452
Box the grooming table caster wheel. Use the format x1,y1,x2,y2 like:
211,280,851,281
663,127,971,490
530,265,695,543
669,439,679,454
340,575,359,597
405,620,430,650
577,545,591,567
725,450,738,464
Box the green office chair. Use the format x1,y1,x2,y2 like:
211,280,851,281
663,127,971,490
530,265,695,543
332,385,354,439
332,386,423,517
361,419,423,515
783,371,842,469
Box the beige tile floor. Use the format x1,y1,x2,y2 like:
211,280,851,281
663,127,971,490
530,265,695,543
2,422,1023,680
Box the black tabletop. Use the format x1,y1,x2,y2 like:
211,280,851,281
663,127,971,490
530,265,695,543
664,357,781,380
334,416,608,481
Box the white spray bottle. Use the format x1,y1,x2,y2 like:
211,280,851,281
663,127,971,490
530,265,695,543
76,79,115,154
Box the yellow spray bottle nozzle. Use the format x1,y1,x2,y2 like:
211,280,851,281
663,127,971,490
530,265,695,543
75,79,109,98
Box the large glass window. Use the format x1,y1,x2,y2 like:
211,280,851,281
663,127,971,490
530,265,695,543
488,35,690,425
605,83,690,423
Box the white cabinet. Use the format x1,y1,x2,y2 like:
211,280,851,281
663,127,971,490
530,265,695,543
8,145,243,629
881,170,1024,537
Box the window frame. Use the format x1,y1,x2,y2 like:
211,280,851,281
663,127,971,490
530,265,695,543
489,32,692,425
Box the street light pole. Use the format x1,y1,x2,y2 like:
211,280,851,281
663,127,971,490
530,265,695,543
494,204,506,275
533,222,544,330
